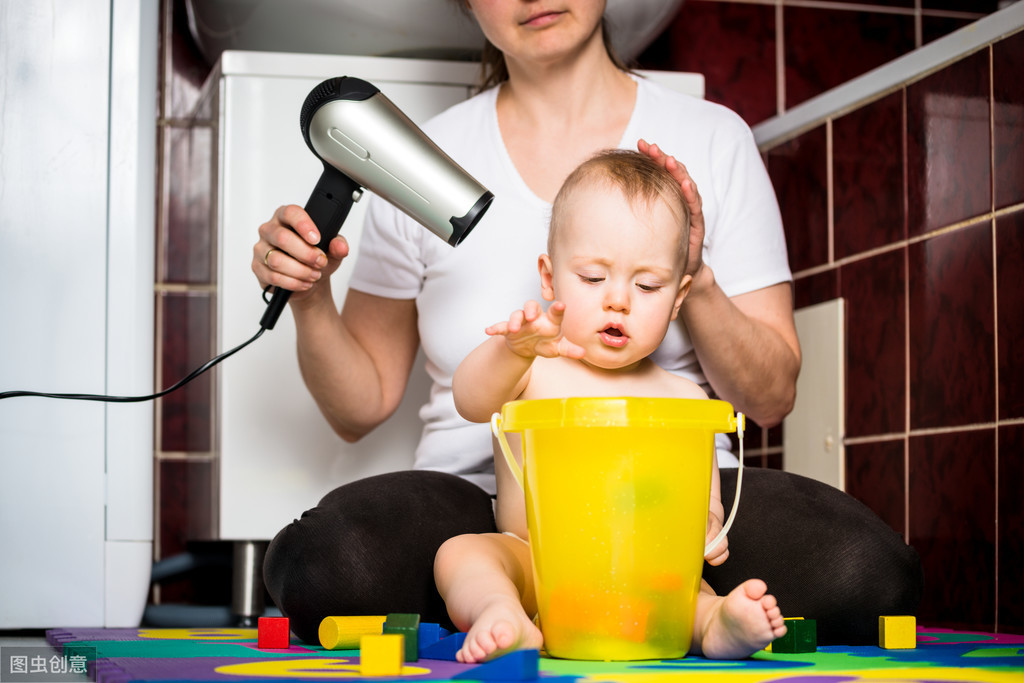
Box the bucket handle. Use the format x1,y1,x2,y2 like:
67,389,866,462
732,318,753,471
490,411,745,559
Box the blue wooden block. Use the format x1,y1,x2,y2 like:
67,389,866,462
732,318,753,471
453,648,540,681
417,623,453,655
418,632,467,661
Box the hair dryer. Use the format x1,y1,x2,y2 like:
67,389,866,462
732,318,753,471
260,76,494,330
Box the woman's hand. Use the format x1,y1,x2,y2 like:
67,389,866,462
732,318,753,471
637,139,706,282
486,300,585,361
252,204,350,303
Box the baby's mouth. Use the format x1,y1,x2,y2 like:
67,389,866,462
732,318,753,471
599,325,628,348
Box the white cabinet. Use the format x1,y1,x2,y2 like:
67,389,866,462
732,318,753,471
206,52,480,542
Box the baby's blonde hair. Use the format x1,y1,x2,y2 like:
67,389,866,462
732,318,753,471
549,150,691,266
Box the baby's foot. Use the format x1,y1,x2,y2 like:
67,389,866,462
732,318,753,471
457,597,543,664
698,578,786,659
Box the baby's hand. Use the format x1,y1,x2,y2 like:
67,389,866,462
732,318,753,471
704,509,729,566
486,301,586,360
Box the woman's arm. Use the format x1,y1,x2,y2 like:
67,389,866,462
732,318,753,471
638,141,800,427
293,288,420,442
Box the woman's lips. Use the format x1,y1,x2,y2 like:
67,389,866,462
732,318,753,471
521,10,564,27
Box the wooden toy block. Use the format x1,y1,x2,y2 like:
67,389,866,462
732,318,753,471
452,648,540,681
419,632,467,661
416,622,452,656
772,618,817,653
318,615,387,650
257,616,290,649
384,613,421,661
879,615,917,649
360,634,405,676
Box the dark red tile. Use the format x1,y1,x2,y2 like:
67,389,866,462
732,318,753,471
164,0,214,119
767,125,829,273
921,15,975,46
846,439,905,536
155,458,227,604
794,269,840,309
784,7,915,110
161,125,214,284
764,452,783,470
824,0,913,6
999,424,1024,633
997,211,1024,420
909,429,996,631
842,249,906,437
766,423,782,449
994,31,1024,210
906,50,991,236
159,291,215,453
921,0,998,12
834,92,906,259
908,222,995,429
637,0,777,126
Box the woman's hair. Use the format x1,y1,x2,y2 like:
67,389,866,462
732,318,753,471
549,149,691,266
450,2,633,92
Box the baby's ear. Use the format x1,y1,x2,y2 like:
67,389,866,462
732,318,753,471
538,254,556,302
671,274,692,320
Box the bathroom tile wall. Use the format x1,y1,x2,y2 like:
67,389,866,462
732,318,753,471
761,25,1024,634
154,0,1017,630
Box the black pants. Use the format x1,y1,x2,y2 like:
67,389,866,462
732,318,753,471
263,468,922,646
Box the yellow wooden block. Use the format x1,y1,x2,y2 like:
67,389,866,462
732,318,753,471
879,615,916,649
360,634,405,676
319,615,387,650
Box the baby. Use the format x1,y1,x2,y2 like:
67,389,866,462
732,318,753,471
438,149,786,663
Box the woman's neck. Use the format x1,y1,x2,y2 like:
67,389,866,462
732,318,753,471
499,38,633,129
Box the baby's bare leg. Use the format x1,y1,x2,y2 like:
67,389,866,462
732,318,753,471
691,578,786,659
434,533,542,663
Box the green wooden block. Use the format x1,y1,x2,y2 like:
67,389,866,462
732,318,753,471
772,618,817,653
383,613,420,661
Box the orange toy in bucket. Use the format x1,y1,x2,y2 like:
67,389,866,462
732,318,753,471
492,397,744,661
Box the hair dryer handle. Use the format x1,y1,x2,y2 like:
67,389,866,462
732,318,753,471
260,164,361,330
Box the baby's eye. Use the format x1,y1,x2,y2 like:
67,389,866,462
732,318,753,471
578,274,604,284
636,282,662,292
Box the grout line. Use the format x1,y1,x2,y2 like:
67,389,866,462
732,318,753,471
706,0,983,19
903,204,912,544
914,0,923,49
791,207,1023,280
844,416,1024,446
774,2,784,116
826,119,834,265
155,283,217,293
156,451,218,461
989,43,999,633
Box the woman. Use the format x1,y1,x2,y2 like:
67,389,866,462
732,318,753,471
253,0,920,646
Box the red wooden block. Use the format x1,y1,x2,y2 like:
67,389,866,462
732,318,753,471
258,616,290,649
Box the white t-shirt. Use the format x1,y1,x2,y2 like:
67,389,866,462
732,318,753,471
349,77,791,493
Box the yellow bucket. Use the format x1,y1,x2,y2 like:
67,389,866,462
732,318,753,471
492,397,744,661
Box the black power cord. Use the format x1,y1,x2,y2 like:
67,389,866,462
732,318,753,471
0,326,267,403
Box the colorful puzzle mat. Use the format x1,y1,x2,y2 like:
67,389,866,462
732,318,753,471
44,627,1024,683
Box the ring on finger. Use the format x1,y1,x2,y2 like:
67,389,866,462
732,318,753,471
264,248,277,266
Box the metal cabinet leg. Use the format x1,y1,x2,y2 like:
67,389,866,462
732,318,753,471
231,540,268,627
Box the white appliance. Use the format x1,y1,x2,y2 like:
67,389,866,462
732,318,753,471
0,0,158,628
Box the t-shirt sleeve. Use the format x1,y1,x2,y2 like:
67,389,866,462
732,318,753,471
704,118,792,298
348,192,426,300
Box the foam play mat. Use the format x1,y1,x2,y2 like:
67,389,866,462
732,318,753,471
40,626,1024,683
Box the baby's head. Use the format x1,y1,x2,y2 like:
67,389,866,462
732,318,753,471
539,150,694,370
548,149,691,268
